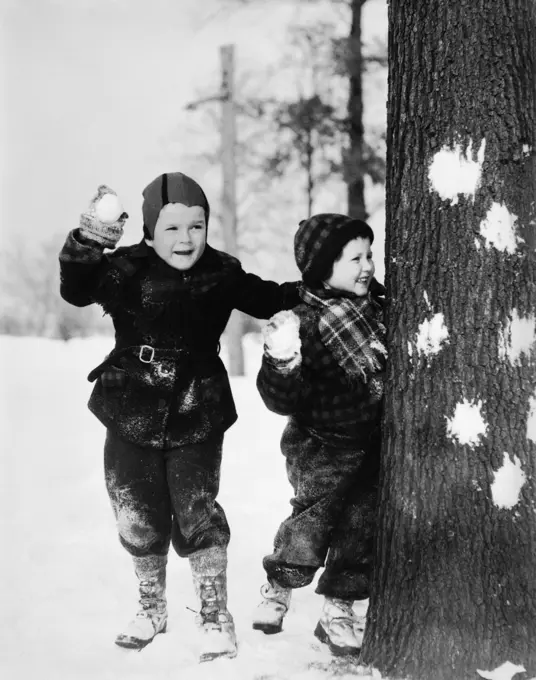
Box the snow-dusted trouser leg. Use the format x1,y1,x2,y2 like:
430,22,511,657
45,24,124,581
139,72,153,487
104,431,173,557
115,555,168,649
314,597,362,656
263,420,378,592
252,580,292,634
189,547,237,663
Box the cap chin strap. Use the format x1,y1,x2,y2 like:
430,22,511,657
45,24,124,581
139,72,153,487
161,173,169,205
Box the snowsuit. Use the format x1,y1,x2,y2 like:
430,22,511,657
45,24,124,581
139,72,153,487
59,231,299,559
257,214,385,601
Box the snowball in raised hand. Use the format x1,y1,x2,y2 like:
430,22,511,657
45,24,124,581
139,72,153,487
95,192,124,224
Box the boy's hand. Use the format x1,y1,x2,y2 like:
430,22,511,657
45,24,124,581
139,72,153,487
370,277,386,297
79,185,128,248
263,310,301,363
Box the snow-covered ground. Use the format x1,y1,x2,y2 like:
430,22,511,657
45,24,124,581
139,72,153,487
0,335,370,680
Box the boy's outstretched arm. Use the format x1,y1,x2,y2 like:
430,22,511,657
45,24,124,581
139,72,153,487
256,311,303,416
232,266,301,319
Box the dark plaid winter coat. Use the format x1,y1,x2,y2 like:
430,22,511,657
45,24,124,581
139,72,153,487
59,230,299,449
256,290,385,449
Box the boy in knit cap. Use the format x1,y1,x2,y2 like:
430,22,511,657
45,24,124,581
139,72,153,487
59,174,300,662
252,213,386,656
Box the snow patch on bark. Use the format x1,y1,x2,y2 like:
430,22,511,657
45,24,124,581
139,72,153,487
415,313,449,356
491,453,526,509
479,202,522,254
522,144,531,155
477,662,527,680
428,138,485,205
528,394,536,443
498,309,536,363
477,662,526,680
446,399,487,447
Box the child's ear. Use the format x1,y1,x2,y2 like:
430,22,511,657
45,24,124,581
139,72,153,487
144,238,154,248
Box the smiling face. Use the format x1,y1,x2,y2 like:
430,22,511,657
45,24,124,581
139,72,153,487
324,237,375,296
145,203,207,270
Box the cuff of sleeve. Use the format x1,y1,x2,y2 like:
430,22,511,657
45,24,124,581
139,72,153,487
61,229,105,263
265,351,301,374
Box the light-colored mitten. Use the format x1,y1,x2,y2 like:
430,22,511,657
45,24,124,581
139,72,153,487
263,310,302,370
79,184,127,248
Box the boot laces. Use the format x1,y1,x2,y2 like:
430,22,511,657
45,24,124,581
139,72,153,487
260,581,288,604
199,582,222,628
138,577,164,615
326,598,356,622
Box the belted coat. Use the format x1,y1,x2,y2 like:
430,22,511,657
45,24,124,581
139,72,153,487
59,230,299,449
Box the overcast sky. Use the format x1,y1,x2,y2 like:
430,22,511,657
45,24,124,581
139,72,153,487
1,0,386,249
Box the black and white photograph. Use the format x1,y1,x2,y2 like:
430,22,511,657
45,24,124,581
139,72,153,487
1,1,535,679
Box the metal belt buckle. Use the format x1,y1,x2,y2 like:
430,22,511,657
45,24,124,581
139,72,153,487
139,345,155,363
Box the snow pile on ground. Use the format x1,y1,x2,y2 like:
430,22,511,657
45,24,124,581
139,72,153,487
0,335,371,680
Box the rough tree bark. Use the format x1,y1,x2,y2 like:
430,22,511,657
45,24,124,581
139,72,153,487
361,2,536,679
346,0,367,220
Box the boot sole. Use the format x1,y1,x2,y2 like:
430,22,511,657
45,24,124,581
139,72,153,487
115,622,167,650
313,622,360,657
252,621,283,635
199,646,238,663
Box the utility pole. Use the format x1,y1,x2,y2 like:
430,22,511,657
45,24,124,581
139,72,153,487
185,44,245,376
220,44,244,376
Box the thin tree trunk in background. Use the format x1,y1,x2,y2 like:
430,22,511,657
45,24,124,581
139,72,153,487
221,44,245,377
306,131,314,217
346,0,367,220
361,1,536,679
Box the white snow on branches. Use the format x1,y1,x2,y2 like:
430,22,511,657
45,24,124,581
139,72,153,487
491,453,526,509
480,202,522,254
446,399,487,447
528,394,536,443
415,313,449,356
498,309,536,364
477,661,527,680
428,138,486,205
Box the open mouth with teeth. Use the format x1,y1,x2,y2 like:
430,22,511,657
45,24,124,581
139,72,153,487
173,250,194,255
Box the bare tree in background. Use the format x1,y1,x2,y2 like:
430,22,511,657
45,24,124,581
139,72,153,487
228,0,386,219
259,22,345,217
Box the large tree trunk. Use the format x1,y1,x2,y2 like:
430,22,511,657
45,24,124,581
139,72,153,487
346,0,367,220
361,2,536,679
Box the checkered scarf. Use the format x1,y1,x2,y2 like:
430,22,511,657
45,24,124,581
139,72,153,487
300,285,387,382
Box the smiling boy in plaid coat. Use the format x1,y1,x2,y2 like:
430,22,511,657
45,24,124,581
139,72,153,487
252,214,387,656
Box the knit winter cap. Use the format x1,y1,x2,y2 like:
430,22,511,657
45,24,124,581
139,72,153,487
294,213,374,286
142,172,210,238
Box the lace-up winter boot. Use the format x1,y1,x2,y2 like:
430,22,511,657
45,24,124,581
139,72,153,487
115,555,168,650
314,596,362,656
189,547,237,663
252,580,292,634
